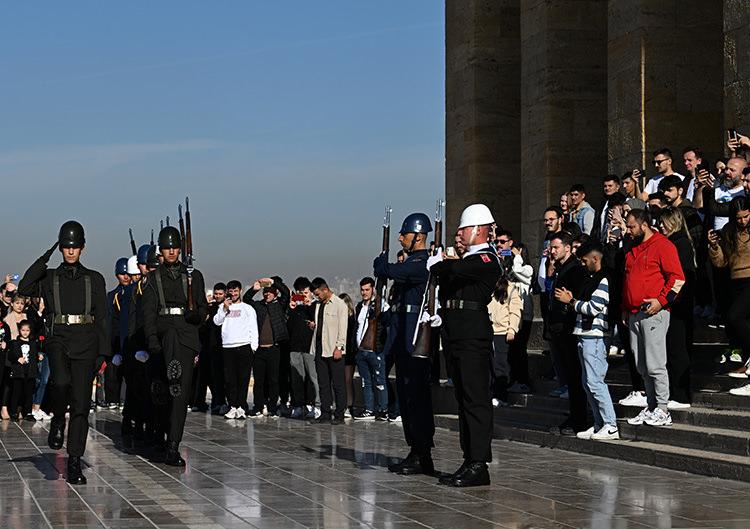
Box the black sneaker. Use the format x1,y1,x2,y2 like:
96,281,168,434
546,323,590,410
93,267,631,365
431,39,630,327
375,411,388,421
353,410,376,420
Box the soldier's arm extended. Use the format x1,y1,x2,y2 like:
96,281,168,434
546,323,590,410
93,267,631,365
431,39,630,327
18,243,58,296
373,254,429,284
432,254,498,281
93,272,112,358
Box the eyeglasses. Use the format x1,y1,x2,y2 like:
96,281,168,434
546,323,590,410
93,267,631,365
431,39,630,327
653,158,669,166
497,239,510,244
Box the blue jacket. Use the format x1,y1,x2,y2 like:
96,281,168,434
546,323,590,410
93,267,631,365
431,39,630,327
373,249,429,355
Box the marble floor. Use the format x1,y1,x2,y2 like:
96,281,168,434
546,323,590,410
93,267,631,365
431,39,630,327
1,412,750,529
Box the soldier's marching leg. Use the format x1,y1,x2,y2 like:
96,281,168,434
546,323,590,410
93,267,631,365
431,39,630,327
46,344,70,451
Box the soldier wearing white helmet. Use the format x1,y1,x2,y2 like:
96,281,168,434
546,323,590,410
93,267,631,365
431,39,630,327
127,256,141,283
427,203,502,487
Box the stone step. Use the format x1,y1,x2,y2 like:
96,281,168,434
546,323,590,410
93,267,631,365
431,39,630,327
618,420,750,457
615,401,750,432
434,414,750,483
694,390,750,411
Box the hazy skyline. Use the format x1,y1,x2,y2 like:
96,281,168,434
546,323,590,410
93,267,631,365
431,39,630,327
1,2,445,292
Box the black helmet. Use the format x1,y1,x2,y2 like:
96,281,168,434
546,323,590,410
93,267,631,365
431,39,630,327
399,213,433,235
137,244,153,265
158,226,181,250
146,246,160,268
58,220,85,249
115,257,129,275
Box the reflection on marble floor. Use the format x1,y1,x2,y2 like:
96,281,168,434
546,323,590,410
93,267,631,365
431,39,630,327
1,411,750,528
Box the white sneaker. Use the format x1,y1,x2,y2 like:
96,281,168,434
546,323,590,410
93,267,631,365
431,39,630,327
305,407,322,419
290,407,304,419
591,425,620,440
619,391,648,408
576,426,595,440
608,345,619,356
235,408,246,420
667,400,691,410
344,408,352,419
627,407,653,425
224,407,238,419
31,409,43,421
729,384,750,396
729,352,744,363
644,408,672,426
41,410,51,420
492,398,508,408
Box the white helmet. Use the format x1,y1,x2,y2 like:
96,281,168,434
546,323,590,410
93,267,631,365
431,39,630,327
458,203,495,229
127,256,139,275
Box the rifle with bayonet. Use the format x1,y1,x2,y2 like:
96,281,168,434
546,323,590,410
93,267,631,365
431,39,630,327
150,229,154,246
184,197,195,311
412,199,444,359
129,228,137,255
178,204,187,257
359,205,392,353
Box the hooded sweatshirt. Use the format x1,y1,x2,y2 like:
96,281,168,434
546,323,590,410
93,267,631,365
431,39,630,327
622,231,685,313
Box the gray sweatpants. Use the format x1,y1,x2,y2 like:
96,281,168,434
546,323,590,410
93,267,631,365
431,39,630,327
628,310,671,410
290,351,320,407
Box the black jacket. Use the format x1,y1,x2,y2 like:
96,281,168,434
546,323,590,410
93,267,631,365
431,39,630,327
548,256,587,334
243,277,290,343
18,247,109,360
287,304,314,352
9,339,39,379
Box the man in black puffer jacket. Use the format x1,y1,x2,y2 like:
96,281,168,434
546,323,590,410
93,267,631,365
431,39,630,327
243,276,290,417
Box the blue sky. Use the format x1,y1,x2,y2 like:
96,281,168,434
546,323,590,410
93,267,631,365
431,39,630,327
1,2,444,292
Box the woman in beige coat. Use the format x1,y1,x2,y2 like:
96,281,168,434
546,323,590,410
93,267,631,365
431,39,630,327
487,276,522,407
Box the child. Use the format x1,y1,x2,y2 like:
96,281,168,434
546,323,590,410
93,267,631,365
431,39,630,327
488,276,522,407
8,321,40,422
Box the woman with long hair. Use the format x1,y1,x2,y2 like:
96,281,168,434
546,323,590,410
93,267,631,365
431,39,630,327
710,197,750,395
338,292,358,417
507,242,534,393
659,208,695,407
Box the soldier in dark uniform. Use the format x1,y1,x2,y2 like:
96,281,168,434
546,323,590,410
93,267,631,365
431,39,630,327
105,257,131,409
141,227,208,466
374,212,436,476
18,221,110,485
429,204,502,487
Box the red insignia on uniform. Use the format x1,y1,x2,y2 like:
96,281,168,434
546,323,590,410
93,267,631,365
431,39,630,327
481,254,491,263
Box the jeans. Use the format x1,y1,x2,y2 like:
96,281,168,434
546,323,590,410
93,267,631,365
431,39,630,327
290,351,319,407
356,350,387,412
578,336,616,429
33,355,50,405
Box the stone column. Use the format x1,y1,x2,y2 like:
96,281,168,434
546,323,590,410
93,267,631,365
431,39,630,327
445,0,521,235
725,0,750,134
608,0,724,177
520,0,608,255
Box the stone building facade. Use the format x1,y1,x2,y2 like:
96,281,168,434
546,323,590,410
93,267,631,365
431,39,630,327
446,0,747,255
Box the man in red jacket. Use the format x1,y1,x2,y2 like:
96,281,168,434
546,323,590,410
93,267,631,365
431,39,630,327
622,209,685,427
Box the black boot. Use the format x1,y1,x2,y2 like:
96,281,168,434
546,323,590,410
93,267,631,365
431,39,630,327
66,456,87,485
387,451,418,473
48,418,65,450
164,441,186,467
448,461,490,487
398,452,435,476
439,460,470,485
121,417,134,436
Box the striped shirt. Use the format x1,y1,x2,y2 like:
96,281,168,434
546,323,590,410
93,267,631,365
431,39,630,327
573,276,609,337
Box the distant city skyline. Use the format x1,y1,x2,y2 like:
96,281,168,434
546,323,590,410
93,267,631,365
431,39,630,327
1,2,445,292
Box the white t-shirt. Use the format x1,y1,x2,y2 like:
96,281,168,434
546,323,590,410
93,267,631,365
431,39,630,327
714,186,746,230
213,301,259,350
644,172,693,201
356,302,370,349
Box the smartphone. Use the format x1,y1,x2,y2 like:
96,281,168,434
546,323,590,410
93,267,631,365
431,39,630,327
729,129,739,142
10,274,19,281
445,247,457,258
500,249,512,257
291,293,305,305
696,161,710,174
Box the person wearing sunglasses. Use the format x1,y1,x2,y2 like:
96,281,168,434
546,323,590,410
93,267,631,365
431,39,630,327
641,148,691,202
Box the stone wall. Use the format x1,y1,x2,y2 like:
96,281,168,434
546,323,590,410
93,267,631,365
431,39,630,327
725,0,750,134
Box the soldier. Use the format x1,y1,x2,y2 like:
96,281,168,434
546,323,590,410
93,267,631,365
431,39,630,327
18,220,110,485
429,204,502,487
104,258,131,409
141,227,207,466
374,212,436,476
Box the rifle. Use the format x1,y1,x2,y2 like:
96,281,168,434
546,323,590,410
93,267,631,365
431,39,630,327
150,229,154,246
412,199,445,359
184,197,195,311
178,204,187,257
359,205,391,352
165,216,170,227
129,228,137,255
160,220,164,231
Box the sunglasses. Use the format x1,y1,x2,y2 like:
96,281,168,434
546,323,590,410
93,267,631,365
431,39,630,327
497,239,510,244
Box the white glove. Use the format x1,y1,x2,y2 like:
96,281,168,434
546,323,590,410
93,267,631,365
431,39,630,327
135,350,150,363
426,249,444,271
111,354,123,367
419,312,442,328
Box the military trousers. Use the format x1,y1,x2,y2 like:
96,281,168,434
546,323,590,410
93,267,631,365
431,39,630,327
159,328,196,444
394,353,434,455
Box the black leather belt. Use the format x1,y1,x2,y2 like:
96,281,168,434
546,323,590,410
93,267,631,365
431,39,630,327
390,304,420,314
53,314,94,325
444,300,484,311
159,307,185,316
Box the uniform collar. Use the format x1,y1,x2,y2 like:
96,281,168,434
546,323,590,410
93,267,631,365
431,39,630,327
464,243,491,258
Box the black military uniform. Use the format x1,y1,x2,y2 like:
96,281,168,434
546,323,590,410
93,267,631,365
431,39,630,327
374,212,435,476
18,221,110,485
105,258,130,408
141,227,207,466
433,239,502,487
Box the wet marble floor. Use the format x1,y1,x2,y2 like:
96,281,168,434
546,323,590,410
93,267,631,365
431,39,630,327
1,412,750,529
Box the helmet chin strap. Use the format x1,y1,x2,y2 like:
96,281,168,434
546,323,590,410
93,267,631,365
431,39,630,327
407,233,419,253
467,226,479,247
